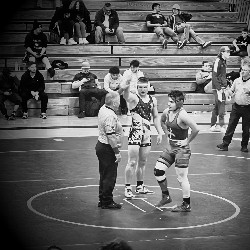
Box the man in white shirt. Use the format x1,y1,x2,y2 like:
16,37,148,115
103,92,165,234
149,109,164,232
104,66,127,115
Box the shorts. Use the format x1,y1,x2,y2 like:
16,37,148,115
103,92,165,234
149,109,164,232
128,120,151,147
161,145,191,168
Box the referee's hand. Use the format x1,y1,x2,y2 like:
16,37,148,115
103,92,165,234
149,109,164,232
115,153,122,163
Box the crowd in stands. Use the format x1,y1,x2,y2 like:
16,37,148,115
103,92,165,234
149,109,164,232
0,1,250,121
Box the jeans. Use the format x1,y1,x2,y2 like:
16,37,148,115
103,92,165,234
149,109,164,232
223,103,250,147
154,26,179,43
95,26,125,44
95,141,118,205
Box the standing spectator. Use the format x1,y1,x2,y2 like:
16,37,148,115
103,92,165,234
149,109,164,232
210,46,231,133
154,90,199,211
94,2,125,44
119,77,162,199
217,57,250,152
70,0,91,44
168,4,212,49
49,0,77,45
104,66,128,115
24,20,55,78
229,28,250,57
95,91,123,209
146,3,184,49
0,68,22,120
72,60,107,118
195,61,213,93
20,62,48,119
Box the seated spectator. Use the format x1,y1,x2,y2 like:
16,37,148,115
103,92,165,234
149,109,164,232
122,60,145,94
104,66,128,115
23,20,55,78
72,60,107,118
195,61,213,93
70,0,91,45
94,2,125,44
19,61,48,119
146,3,184,49
229,28,250,57
50,0,77,45
168,4,212,49
0,68,22,120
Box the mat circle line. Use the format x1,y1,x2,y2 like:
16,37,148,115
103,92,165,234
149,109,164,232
27,184,240,231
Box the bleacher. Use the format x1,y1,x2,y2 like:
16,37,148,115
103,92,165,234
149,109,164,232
0,0,248,116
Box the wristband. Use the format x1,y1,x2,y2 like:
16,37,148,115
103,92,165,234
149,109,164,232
113,147,120,154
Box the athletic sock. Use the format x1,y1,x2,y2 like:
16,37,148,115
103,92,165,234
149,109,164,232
162,190,169,196
183,197,190,204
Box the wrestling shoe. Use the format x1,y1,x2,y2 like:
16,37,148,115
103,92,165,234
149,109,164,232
135,185,154,194
155,194,172,207
171,201,191,212
217,142,228,151
125,187,134,199
178,39,187,49
101,202,122,209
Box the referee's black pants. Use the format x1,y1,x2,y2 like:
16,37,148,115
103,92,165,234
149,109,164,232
223,103,250,147
95,140,118,206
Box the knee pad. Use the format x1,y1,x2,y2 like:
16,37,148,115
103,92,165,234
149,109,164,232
154,161,167,182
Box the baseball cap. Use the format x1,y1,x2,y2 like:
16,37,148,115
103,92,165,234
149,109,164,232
81,61,90,68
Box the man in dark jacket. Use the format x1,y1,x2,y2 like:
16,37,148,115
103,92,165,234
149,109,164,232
20,61,48,119
94,2,125,44
0,68,22,120
210,46,231,133
168,4,212,49
24,20,55,78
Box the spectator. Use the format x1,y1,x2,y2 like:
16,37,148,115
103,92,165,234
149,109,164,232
49,0,77,45
0,68,22,120
217,57,250,153
168,4,212,49
146,3,184,49
72,60,107,118
24,20,55,78
96,92,123,209
20,61,48,119
209,46,231,133
104,66,128,115
195,61,213,93
94,2,125,44
70,0,91,44
229,27,250,58
122,60,145,94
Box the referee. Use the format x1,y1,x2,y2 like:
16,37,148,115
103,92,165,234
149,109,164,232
95,91,123,209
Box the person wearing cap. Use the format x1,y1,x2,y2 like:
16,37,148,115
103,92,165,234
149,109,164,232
168,4,212,49
217,57,250,153
0,67,22,120
72,60,107,118
95,91,123,209
94,2,125,44
24,20,55,78
146,3,184,49
209,46,231,133
19,61,48,119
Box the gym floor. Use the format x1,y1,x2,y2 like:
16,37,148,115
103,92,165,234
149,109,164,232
0,113,249,250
